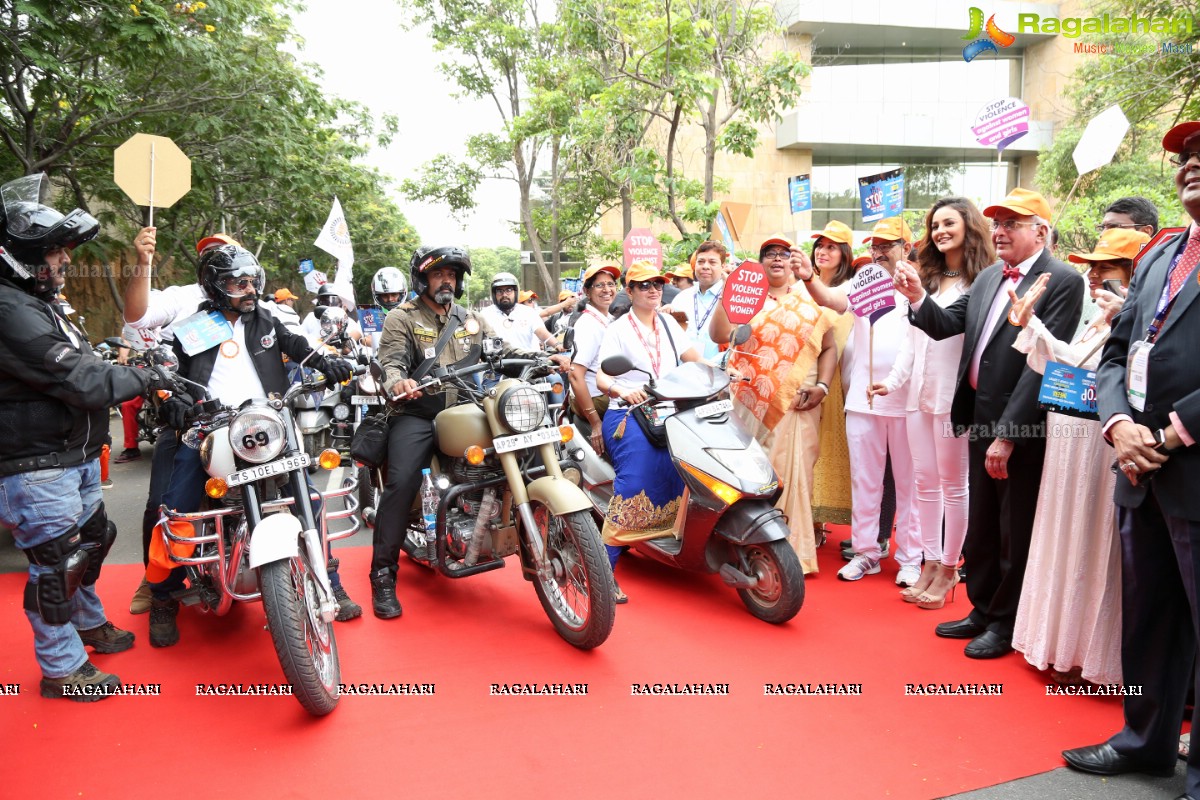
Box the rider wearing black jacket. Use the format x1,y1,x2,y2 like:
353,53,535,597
0,174,169,700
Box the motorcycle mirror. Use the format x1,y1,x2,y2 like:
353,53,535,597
562,328,575,351
600,354,633,376
103,337,125,349
731,324,752,347
369,359,386,384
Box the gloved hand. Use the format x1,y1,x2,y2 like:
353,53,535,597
143,365,178,395
159,394,196,431
315,355,352,384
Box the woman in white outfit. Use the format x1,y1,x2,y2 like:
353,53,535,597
870,198,994,607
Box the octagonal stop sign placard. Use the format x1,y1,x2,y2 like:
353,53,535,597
114,133,191,209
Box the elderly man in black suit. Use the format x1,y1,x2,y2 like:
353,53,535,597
892,188,1084,659
1062,122,1200,799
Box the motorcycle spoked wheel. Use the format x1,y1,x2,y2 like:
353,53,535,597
527,503,615,650
259,554,340,716
735,540,805,624
355,464,376,527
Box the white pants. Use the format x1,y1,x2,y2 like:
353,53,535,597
906,410,970,567
846,411,919,566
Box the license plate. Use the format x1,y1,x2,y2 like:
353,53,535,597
493,427,563,453
351,395,381,405
695,399,733,419
227,453,311,486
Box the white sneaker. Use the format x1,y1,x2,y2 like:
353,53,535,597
895,564,922,587
838,554,880,582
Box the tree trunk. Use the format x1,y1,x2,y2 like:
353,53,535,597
663,100,688,237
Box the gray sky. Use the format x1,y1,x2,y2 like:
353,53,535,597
292,0,518,248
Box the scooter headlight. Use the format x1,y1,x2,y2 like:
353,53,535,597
229,406,286,464
498,386,546,433
333,402,352,421
704,446,776,488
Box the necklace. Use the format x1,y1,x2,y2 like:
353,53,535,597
942,270,961,277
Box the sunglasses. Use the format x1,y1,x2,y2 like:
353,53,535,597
223,277,257,292
629,280,664,292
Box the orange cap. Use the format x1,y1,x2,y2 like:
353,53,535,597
519,290,538,303
665,264,694,279
625,260,668,284
558,289,576,302
758,234,794,257
982,187,1052,221
862,217,914,244
583,263,621,284
1068,228,1151,264
195,233,240,255
274,288,299,302
811,220,854,246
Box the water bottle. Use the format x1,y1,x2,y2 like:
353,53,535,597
465,488,497,567
420,468,439,561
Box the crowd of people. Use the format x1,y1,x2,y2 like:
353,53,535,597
3,117,1200,800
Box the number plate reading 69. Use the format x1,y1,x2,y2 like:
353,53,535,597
493,427,562,454
227,453,311,486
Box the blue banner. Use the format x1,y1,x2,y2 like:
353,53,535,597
857,169,905,223
788,175,811,214
298,257,314,275
1037,361,1099,420
714,212,736,254
358,306,385,336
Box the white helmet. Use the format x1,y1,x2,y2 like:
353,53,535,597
371,267,408,310
491,271,519,291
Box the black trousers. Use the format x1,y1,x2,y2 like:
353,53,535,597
370,414,436,576
1110,491,1200,793
961,436,1045,637
140,431,180,568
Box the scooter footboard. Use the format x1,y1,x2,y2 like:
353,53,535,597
714,501,789,545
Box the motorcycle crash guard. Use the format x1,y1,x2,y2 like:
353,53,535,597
525,475,592,516
248,513,302,569
713,501,790,546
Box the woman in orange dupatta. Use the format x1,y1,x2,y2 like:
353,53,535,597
710,236,838,573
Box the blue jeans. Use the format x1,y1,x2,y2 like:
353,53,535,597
151,442,336,599
0,461,108,678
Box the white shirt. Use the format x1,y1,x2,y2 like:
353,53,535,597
131,282,292,342
206,316,267,407
570,306,612,398
842,291,912,417
969,249,1042,389
479,303,547,351
301,310,362,346
672,280,723,359
270,301,304,336
598,311,693,392
882,281,966,414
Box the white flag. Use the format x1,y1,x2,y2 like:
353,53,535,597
314,197,355,304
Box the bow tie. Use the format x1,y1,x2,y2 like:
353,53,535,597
1002,265,1022,282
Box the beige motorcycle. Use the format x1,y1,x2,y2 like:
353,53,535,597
363,342,616,649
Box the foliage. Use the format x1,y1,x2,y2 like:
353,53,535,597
462,245,521,306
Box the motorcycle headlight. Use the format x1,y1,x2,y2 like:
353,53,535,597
498,386,546,433
357,374,377,395
229,406,286,464
704,446,776,487
333,403,351,421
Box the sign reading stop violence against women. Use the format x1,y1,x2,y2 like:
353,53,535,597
847,264,897,323
721,260,768,324
622,227,663,269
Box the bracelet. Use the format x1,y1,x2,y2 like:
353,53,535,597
585,407,600,418
815,381,830,393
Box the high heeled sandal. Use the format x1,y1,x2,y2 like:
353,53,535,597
901,561,941,603
916,564,960,610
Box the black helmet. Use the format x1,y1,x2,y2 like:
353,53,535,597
316,283,341,307
409,245,471,299
0,174,98,299
198,244,265,312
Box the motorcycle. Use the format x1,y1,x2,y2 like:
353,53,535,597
360,340,616,650
295,307,355,459
560,328,804,624
155,366,361,716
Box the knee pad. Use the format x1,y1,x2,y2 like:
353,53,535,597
22,526,89,625
78,503,117,586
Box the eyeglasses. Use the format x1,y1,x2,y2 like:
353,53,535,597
867,241,899,252
628,280,663,292
761,249,791,260
1169,151,1200,168
990,219,1039,232
588,281,618,290
1094,222,1144,233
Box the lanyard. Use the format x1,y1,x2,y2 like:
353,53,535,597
1145,251,1187,343
628,313,662,377
583,307,609,328
693,289,719,331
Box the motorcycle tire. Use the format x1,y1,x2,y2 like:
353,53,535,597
356,464,376,527
260,555,341,716
527,505,615,650
735,540,805,624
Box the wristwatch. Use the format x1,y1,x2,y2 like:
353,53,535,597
1153,428,1167,449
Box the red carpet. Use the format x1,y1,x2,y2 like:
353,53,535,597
2,530,1124,799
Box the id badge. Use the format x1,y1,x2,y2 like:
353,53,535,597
173,310,233,356
1127,340,1152,412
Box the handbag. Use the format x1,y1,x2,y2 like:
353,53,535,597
349,413,391,469
631,403,670,448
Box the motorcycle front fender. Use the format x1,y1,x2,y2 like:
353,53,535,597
248,512,302,568
526,475,592,516
713,501,790,546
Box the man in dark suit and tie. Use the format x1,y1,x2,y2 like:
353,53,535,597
1062,121,1200,798
892,188,1084,659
